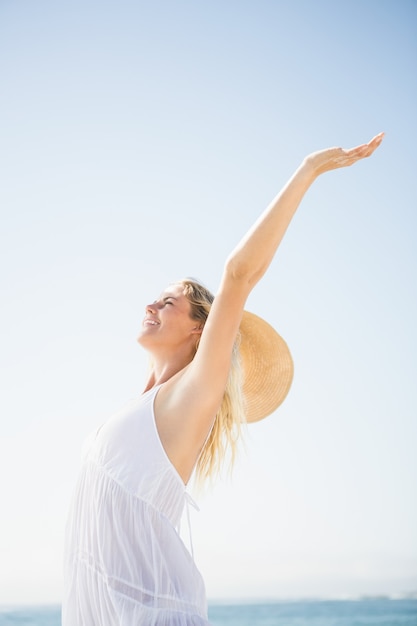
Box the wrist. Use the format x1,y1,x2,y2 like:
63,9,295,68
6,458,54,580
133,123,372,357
297,158,318,185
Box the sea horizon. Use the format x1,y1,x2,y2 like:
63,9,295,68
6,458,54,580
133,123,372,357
1,597,416,626
2,591,417,610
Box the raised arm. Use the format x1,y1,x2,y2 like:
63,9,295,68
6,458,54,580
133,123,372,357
189,134,384,412
226,132,385,291
157,133,384,482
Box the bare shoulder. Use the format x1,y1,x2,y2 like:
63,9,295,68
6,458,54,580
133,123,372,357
153,282,248,482
153,370,218,483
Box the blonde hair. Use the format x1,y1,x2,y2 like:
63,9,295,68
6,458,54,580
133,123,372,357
178,278,246,486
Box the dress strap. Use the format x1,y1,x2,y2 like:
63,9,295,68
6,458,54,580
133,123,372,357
184,492,199,560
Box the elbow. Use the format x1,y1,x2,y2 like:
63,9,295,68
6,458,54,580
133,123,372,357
224,255,265,288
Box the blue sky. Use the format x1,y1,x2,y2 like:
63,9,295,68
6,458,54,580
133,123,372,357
0,0,416,604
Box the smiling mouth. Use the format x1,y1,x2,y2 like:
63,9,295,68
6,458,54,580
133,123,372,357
143,319,160,326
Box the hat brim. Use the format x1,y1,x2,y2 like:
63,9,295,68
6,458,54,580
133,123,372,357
239,311,294,423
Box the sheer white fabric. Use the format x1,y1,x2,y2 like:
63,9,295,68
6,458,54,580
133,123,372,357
63,386,210,625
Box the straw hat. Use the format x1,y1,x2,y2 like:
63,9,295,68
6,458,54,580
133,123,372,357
239,311,294,423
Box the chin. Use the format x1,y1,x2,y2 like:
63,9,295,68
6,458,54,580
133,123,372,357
137,330,154,348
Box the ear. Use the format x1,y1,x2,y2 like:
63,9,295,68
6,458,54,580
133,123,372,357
191,325,203,335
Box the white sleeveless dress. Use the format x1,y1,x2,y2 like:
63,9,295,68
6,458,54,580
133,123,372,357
63,385,210,625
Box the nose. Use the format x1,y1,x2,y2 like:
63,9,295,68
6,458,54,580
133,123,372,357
145,302,157,314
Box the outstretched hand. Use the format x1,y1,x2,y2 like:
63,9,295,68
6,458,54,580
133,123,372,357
304,132,385,177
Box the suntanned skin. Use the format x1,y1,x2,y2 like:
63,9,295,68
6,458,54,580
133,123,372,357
137,133,385,484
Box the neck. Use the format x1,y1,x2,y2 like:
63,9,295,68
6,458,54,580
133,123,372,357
142,347,195,393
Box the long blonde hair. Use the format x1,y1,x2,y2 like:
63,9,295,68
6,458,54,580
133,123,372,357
178,278,246,485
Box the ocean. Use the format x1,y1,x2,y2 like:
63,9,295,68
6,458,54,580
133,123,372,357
0,599,416,625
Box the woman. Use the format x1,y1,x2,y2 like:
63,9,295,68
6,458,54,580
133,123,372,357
63,133,384,625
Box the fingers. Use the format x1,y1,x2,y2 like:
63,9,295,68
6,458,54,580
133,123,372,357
371,131,385,143
364,131,385,154
366,132,384,152
346,132,385,161
306,133,384,175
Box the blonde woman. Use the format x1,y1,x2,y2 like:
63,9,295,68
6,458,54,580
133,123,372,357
63,133,384,625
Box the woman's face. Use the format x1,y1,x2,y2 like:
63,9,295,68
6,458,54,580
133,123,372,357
137,284,201,352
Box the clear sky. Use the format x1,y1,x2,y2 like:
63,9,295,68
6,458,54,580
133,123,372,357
0,0,416,605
